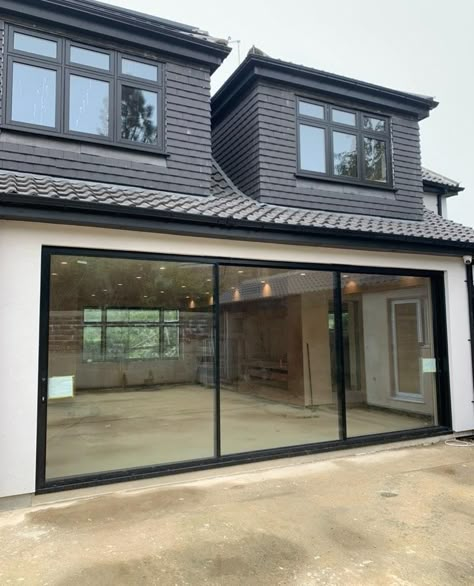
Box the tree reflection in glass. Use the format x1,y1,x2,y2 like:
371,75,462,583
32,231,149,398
333,131,358,177
121,86,158,144
364,138,387,182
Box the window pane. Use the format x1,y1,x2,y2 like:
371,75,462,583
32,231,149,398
122,58,158,81
128,326,160,359
333,131,358,177
342,274,437,437
163,326,179,358
83,326,102,362
219,265,338,454
129,309,161,322
106,326,129,360
84,308,102,322
106,309,129,322
11,63,56,127
69,75,109,136
121,86,159,144
299,124,326,173
13,32,57,58
164,310,179,322
46,255,215,479
364,116,386,132
332,109,356,126
298,101,324,119
70,46,110,70
364,138,387,183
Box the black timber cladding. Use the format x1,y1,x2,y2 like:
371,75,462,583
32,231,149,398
212,84,261,198
0,16,215,196
212,55,436,221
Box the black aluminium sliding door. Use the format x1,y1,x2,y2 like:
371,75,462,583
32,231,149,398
36,247,450,491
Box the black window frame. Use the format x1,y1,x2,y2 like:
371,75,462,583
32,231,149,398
37,246,452,493
3,24,166,154
82,306,181,363
296,97,393,189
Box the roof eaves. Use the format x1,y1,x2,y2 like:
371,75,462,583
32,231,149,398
1,190,474,255
2,0,231,71
213,53,437,120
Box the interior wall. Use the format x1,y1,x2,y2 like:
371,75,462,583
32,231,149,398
301,292,333,406
48,309,200,390
0,219,472,499
361,286,436,415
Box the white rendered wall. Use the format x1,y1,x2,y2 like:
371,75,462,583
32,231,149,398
1,220,473,498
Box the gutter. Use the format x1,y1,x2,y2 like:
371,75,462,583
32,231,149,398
1,194,474,257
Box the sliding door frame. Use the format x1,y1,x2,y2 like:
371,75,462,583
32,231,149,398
36,246,452,494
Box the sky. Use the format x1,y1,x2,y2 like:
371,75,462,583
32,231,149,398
101,0,474,226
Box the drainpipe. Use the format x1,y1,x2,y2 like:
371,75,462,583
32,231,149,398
465,258,474,402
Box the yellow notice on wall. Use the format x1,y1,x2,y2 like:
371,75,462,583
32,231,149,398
48,376,75,399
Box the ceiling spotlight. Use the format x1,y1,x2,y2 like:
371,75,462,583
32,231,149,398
300,273,306,276
144,295,148,298
260,280,266,284
60,261,68,265
206,278,212,282
238,270,244,274
342,274,349,278
160,290,165,294
186,295,190,299
77,260,88,265
91,294,96,297
117,283,123,286
51,272,58,276
160,266,166,270
136,276,142,280
103,289,108,292
181,285,186,288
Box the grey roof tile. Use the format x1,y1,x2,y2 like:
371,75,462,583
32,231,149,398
422,167,461,190
0,160,473,246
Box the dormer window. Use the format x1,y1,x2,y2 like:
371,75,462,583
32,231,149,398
296,98,392,187
4,26,164,152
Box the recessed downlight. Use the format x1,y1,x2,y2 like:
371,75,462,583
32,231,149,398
77,260,88,265
117,283,123,286
60,261,68,265
136,276,142,280
51,272,58,276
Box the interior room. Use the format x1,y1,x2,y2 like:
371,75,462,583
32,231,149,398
45,253,438,481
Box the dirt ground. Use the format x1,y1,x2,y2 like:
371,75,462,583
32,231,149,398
1,440,473,585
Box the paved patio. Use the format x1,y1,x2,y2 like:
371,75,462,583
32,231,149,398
1,440,473,585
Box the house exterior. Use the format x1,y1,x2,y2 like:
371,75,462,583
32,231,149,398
0,0,473,505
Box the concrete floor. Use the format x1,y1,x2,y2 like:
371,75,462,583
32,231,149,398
46,386,431,479
1,440,473,585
